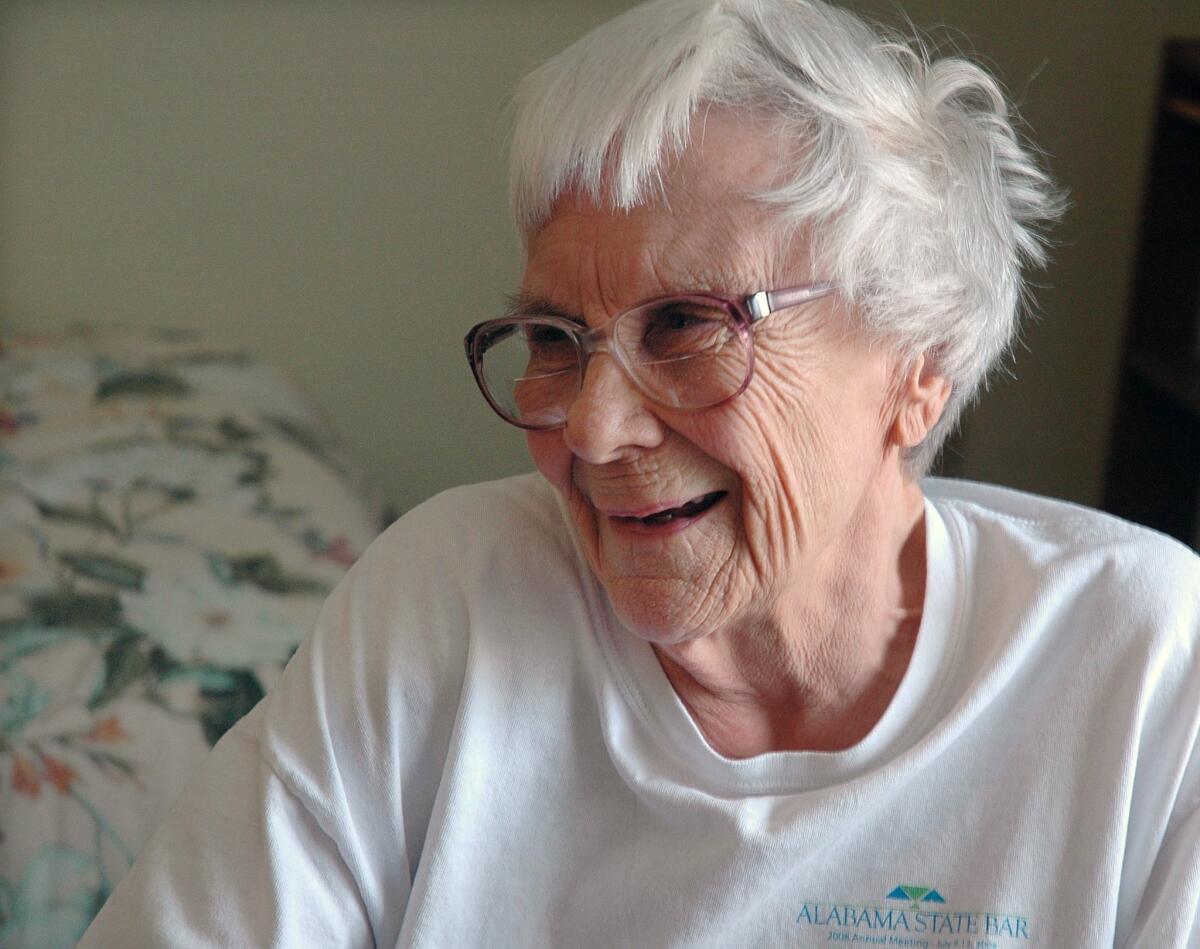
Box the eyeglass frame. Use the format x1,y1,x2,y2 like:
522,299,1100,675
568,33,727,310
463,282,838,431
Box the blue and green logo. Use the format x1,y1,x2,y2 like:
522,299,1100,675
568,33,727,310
794,883,1032,941
886,884,946,910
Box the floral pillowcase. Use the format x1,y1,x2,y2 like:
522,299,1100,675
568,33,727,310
0,328,383,947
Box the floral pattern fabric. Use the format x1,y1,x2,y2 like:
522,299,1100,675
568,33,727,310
0,328,382,947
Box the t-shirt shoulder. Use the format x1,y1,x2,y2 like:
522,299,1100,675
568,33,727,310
925,476,1198,561
366,472,569,574
924,477,1200,643
255,473,583,870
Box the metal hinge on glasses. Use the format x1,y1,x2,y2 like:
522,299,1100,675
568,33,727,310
746,283,836,323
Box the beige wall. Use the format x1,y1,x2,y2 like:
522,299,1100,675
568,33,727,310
2,1,1198,514
0,0,631,515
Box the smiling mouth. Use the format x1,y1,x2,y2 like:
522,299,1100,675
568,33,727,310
614,491,727,527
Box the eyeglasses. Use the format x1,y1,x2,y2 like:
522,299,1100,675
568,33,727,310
464,283,836,430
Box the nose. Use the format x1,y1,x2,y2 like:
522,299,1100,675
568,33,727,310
562,352,665,464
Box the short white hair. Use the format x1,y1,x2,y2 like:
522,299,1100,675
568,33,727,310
508,0,1064,475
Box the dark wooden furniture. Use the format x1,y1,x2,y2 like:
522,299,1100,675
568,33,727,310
1104,41,1200,549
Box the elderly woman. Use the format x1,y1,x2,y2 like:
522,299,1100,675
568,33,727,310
82,0,1198,946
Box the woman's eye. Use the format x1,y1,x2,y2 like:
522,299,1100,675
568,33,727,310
528,326,569,345
648,308,708,335
639,307,725,356
664,311,699,330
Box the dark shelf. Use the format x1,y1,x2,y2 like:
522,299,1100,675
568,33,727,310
1165,97,1200,124
1103,39,1200,549
1127,347,1200,419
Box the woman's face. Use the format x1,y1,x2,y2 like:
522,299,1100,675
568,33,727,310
522,129,913,645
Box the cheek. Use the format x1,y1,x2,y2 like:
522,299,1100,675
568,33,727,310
713,363,882,551
526,431,573,496
749,340,893,468
726,366,828,490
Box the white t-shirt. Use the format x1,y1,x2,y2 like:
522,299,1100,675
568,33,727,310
80,474,1200,948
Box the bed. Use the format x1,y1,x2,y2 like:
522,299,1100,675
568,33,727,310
0,327,384,947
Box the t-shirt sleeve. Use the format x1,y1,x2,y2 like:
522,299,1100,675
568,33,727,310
1122,742,1200,946
1120,546,1200,947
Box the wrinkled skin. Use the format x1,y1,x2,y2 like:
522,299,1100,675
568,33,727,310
522,113,950,755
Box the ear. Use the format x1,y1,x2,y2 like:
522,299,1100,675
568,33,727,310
891,353,952,449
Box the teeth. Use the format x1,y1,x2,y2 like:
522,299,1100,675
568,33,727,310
642,510,676,525
636,491,725,525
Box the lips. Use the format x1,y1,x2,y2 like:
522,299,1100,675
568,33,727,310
610,490,727,527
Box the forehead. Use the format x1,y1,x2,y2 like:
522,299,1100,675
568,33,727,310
522,112,796,312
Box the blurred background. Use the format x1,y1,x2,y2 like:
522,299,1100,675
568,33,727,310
2,0,1199,524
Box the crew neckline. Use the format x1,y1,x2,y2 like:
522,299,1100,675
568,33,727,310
582,494,966,797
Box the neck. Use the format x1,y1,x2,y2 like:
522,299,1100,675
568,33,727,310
653,472,928,757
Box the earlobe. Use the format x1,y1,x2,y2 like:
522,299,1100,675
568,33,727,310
892,354,952,448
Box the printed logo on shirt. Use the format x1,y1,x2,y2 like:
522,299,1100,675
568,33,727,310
886,885,946,910
794,885,1032,946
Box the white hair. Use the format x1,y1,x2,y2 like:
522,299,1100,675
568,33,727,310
508,0,1064,475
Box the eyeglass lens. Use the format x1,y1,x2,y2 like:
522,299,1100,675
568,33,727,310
476,297,750,427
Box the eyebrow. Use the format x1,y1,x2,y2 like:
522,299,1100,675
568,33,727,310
503,291,584,324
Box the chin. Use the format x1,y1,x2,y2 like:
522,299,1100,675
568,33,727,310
602,578,719,646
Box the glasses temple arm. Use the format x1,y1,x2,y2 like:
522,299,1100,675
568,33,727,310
747,283,837,322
